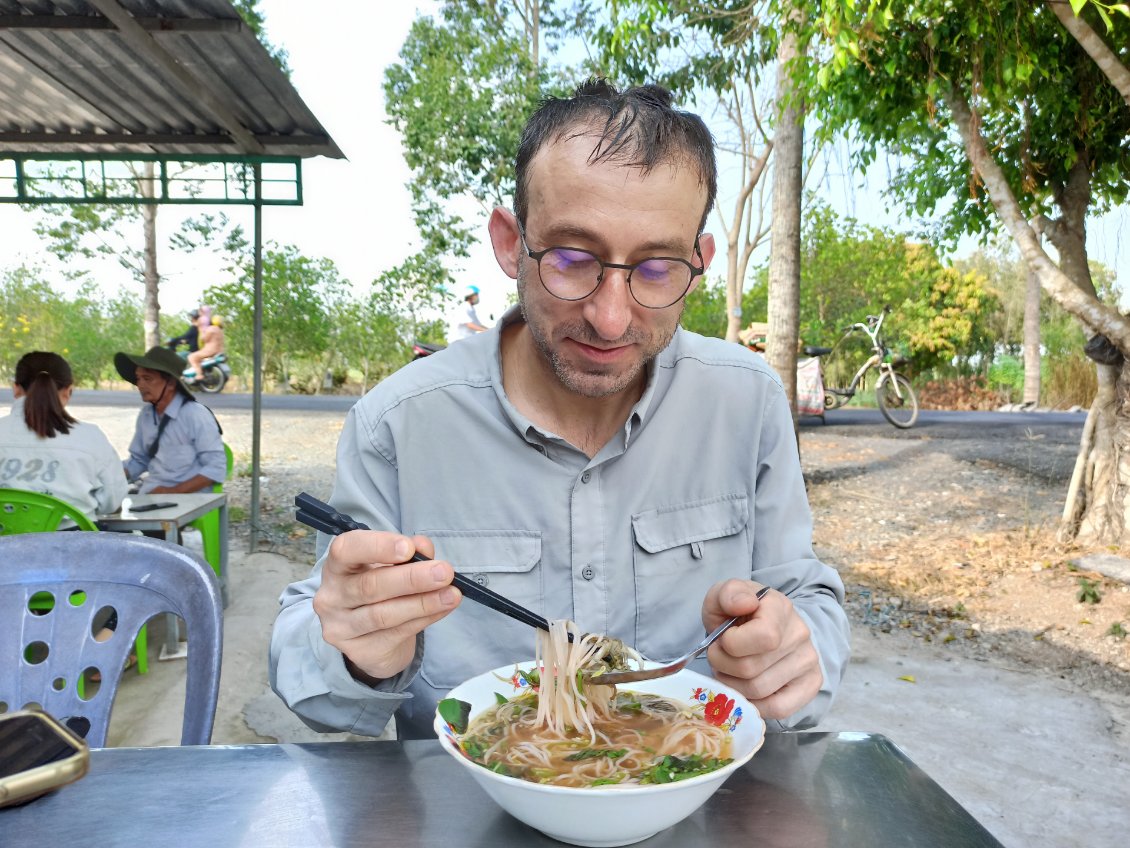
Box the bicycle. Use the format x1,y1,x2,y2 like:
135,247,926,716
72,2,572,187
803,305,919,429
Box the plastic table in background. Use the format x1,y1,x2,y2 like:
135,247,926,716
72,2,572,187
97,492,228,659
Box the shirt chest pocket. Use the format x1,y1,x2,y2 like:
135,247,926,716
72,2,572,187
419,531,543,690
631,495,750,662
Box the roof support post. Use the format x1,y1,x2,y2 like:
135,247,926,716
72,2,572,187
250,162,264,552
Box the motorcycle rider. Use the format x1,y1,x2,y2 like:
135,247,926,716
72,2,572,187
186,314,226,385
445,284,488,342
166,308,201,353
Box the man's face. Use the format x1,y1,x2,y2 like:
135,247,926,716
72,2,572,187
507,134,714,399
135,366,171,405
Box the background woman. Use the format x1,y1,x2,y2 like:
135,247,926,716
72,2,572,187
0,351,126,519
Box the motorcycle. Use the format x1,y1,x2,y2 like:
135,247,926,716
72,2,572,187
182,353,231,394
167,340,231,393
412,341,445,359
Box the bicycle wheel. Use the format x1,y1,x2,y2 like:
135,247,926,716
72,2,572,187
875,372,918,428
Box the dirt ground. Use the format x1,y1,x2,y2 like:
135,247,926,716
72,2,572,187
801,426,1130,705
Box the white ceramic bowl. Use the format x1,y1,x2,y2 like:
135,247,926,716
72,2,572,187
434,663,766,847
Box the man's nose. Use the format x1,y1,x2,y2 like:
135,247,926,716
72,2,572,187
583,267,634,341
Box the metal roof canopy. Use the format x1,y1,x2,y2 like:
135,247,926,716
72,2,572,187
1,0,345,552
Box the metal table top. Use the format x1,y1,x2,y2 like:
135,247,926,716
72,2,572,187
0,732,1002,847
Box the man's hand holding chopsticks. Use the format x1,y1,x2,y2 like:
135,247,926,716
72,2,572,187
312,531,462,685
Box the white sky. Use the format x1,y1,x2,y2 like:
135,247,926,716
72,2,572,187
1,0,1128,321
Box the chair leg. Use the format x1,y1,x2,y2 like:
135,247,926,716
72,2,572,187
134,624,148,675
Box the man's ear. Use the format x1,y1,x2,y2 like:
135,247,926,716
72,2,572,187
686,232,717,297
488,207,522,280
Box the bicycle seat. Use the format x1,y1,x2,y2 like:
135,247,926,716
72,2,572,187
803,345,834,357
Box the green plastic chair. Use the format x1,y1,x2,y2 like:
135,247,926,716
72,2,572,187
187,442,233,578
0,488,148,676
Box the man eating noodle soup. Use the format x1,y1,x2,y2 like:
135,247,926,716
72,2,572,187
269,79,851,740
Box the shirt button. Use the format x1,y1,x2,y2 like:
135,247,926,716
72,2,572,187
581,471,591,483
473,574,489,587
582,566,595,580
534,445,546,454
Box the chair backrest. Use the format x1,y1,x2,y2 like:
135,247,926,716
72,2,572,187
0,533,223,746
0,488,98,534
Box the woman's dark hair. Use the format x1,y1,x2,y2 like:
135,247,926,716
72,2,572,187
14,351,76,439
514,78,718,233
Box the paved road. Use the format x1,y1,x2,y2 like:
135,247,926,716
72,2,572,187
0,387,360,413
1,387,1086,479
800,407,1086,482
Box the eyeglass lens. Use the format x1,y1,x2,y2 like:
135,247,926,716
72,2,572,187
537,247,694,308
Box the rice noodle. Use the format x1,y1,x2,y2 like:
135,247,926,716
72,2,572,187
456,619,735,788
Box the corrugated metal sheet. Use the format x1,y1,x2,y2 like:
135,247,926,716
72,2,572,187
0,0,343,158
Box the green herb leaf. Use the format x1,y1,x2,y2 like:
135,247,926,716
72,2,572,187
640,755,734,784
565,748,628,762
437,697,471,734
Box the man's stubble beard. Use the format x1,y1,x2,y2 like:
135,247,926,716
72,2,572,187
516,270,684,399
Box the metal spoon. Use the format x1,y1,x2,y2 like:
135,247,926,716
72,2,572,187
581,585,771,686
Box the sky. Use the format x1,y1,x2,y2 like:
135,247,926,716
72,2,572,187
2,1,1129,322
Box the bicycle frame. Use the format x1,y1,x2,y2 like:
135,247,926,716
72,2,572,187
824,311,907,404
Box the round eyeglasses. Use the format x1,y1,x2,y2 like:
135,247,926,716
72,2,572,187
518,226,705,309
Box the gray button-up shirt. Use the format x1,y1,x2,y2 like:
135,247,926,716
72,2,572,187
123,392,225,492
270,308,850,739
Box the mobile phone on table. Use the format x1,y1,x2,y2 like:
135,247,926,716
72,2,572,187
129,501,177,512
0,708,90,808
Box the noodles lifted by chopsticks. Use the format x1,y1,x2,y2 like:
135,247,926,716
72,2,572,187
534,619,640,744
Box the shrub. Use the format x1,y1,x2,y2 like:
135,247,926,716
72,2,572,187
918,375,1008,410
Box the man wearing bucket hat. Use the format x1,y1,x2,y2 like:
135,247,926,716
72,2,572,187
115,346,225,494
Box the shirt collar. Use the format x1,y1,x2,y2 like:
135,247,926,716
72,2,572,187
488,305,674,448
152,390,188,420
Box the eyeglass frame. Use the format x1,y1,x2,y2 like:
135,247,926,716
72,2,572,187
517,223,706,310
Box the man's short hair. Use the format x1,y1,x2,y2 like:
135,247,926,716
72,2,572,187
514,78,717,234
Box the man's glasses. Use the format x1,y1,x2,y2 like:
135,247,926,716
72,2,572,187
518,225,705,309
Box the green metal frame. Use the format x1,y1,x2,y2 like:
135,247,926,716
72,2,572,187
0,152,302,206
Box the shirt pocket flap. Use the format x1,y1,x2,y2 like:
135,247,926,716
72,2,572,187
428,531,541,574
632,496,749,553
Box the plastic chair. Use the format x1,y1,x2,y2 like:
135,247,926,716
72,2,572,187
0,488,98,533
187,442,232,578
0,533,223,747
0,488,149,676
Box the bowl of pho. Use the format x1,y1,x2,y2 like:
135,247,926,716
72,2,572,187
433,620,765,847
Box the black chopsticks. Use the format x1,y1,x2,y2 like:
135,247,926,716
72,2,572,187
294,492,554,635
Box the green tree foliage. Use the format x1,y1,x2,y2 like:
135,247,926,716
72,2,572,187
384,2,566,293
784,204,1000,373
814,2,1130,247
205,245,349,391
0,265,144,386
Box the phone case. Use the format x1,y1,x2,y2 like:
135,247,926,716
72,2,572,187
0,709,90,808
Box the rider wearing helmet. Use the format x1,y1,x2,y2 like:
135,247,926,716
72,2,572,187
186,310,226,384
446,284,488,342
166,308,201,353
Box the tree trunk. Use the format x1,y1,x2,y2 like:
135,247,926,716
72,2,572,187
766,28,804,417
944,85,1130,545
1022,237,1041,406
724,141,772,342
1047,0,1130,109
140,161,161,350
